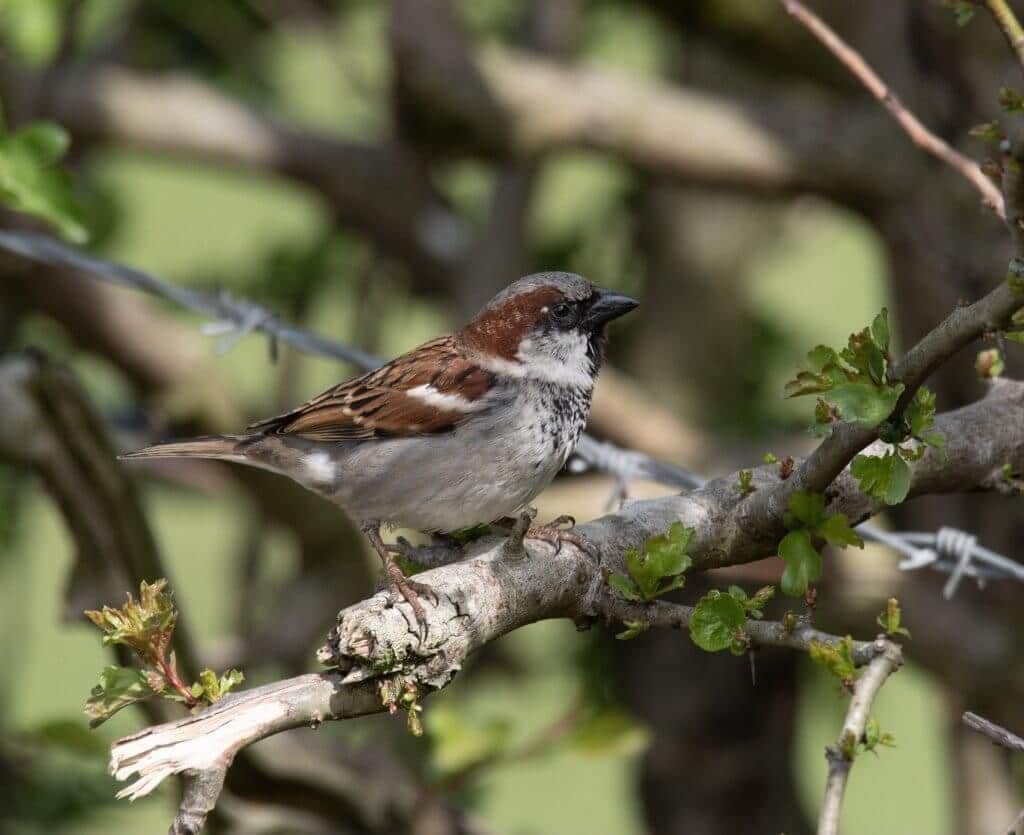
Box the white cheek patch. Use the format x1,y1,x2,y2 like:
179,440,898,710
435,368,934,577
304,451,336,482
407,384,484,412
515,331,594,388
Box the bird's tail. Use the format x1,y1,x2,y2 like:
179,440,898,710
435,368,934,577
119,434,250,463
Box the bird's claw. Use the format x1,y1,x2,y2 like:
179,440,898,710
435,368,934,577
526,515,595,558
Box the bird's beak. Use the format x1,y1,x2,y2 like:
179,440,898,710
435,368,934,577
584,288,639,328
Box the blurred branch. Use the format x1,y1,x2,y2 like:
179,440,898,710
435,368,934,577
780,0,1005,219
0,352,198,708
12,65,469,285
962,711,1024,753
984,0,1024,76
817,639,903,835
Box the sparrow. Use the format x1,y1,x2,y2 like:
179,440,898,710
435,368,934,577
122,272,638,626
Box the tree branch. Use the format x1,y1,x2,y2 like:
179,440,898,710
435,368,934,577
780,0,1005,219
107,380,1024,827
962,711,1024,753
817,639,904,835
984,0,1024,77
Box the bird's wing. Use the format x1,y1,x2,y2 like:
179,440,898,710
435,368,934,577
247,336,496,441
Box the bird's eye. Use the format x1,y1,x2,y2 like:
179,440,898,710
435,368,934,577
550,302,573,321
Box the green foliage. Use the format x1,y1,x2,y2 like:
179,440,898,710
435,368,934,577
727,584,775,618
763,451,778,464
969,120,1003,141
689,590,746,653
734,469,754,495
1009,262,1024,297
946,0,976,27
189,668,245,703
0,121,88,242
851,450,912,506
877,597,911,639
809,636,860,688
615,620,649,640
785,309,905,429
862,716,897,754
84,667,158,729
1006,331,1024,343
778,492,862,597
606,522,693,601
1000,86,1024,113
689,585,774,654
85,579,177,658
448,524,493,544
84,579,243,726
976,348,1005,379
851,386,945,506
380,677,424,736
779,529,821,598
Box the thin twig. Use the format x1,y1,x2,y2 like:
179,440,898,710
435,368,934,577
780,0,1006,219
985,0,1024,77
962,710,1024,752
818,639,903,835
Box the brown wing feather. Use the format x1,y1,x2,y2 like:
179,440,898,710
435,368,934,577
248,336,494,441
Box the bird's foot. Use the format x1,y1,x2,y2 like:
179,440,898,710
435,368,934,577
383,560,438,639
527,514,597,558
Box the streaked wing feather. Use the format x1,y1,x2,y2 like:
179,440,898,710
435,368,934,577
247,336,494,441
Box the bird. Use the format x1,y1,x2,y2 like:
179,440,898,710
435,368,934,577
121,272,638,627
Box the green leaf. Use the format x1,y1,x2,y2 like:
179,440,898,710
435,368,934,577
1000,85,1024,112
616,620,649,640
84,666,157,728
1006,331,1024,343
84,578,178,664
622,522,693,600
809,637,859,685
851,451,911,505
969,120,1002,140
905,387,937,437
447,524,492,544
827,381,903,427
947,0,976,27
870,308,891,354
876,597,912,639
778,529,821,597
817,513,864,549
976,348,1005,379
728,584,775,619
763,451,778,464
734,469,754,495
606,571,642,602
784,490,826,530
192,668,245,704
689,589,747,652
0,121,87,242
863,716,897,752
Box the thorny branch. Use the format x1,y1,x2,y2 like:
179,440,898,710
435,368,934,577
817,639,903,835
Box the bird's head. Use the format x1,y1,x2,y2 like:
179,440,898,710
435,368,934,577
461,272,638,387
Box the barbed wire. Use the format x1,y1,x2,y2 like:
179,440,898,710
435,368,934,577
2,227,1022,595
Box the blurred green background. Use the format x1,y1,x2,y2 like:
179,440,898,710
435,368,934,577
3,1,1022,833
